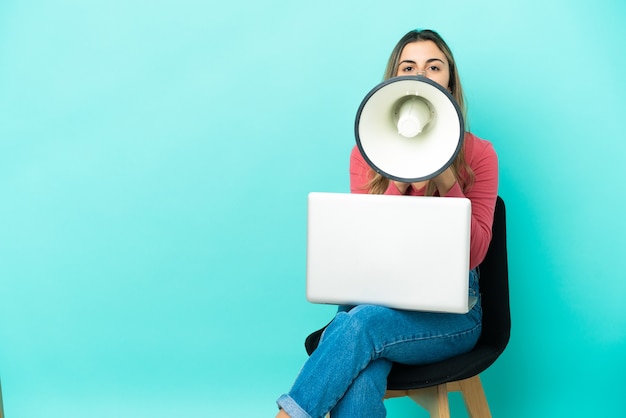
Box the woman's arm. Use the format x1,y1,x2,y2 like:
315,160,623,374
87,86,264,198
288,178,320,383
348,136,499,270
444,139,499,269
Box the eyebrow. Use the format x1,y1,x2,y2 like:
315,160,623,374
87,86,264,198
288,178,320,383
399,58,446,65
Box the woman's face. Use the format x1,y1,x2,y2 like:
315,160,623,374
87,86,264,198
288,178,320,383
396,40,451,90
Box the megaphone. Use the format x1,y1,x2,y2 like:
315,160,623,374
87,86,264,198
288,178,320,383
355,76,464,183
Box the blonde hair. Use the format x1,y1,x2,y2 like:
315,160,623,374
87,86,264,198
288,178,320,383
366,29,474,195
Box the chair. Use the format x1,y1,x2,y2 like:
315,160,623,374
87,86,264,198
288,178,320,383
305,196,510,417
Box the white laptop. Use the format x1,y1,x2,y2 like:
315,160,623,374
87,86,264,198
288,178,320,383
306,192,472,314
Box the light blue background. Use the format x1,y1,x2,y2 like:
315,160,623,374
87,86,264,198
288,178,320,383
1,0,625,417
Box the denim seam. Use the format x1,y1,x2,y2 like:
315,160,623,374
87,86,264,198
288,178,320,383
277,394,314,418
373,320,482,356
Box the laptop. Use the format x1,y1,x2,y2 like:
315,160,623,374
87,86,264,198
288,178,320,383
306,192,472,314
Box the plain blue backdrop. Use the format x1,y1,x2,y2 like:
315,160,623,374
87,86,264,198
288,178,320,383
1,0,625,416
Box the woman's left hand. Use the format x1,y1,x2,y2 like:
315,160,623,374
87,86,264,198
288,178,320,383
431,167,457,196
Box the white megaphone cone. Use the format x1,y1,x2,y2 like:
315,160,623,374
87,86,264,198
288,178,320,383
355,76,464,183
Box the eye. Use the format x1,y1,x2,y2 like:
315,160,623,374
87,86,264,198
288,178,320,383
427,65,441,72
400,65,414,73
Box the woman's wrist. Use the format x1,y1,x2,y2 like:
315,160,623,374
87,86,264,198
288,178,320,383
432,169,457,196
392,181,410,194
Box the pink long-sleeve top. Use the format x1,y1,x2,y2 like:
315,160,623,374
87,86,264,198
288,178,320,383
349,132,499,270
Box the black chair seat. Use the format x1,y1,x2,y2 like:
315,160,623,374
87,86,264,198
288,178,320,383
386,343,504,390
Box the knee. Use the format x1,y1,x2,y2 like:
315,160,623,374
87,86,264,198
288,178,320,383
322,305,391,347
347,304,394,331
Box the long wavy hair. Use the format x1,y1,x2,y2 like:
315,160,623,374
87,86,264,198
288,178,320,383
366,29,475,195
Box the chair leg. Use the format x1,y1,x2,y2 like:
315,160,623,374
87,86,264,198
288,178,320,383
454,376,491,418
398,384,451,418
384,375,491,418
410,384,450,418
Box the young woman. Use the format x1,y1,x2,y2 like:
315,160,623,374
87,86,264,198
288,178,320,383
276,29,498,418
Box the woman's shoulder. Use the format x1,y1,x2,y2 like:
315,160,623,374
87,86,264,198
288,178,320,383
465,131,494,149
350,144,366,158
464,132,497,161
350,144,369,166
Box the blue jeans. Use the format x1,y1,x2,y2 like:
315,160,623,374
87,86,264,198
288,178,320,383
277,270,482,418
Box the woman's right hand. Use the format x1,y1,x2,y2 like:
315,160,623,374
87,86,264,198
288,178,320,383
393,181,411,194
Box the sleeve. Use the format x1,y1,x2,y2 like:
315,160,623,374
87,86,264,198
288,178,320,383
349,146,404,195
349,146,371,194
445,140,499,269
